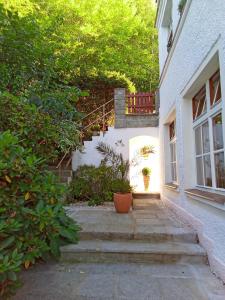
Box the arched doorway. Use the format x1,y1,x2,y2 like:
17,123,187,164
129,135,160,193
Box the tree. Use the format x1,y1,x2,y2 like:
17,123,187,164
0,0,159,93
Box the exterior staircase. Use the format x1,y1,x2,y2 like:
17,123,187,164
60,198,207,265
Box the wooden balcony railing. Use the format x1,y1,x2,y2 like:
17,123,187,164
126,92,155,114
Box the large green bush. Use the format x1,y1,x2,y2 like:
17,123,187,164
68,164,133,206
0,92,81,161
0,131,80,297
68,165,115,206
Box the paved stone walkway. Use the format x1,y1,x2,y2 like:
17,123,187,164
13,261,225,300
13,199,225,300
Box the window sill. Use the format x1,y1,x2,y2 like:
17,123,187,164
185,188,225,211
164,183,179,192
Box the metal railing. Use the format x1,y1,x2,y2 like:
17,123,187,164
80,98,114,134
56,98,114,169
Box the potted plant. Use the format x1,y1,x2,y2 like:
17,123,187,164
111,178,133,213
91,124,101,136
96,141,134,213
142,167,151,191
139,145,155,159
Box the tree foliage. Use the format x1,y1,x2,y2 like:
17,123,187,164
0,0,158,92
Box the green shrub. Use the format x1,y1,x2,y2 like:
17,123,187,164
68,165,134,205
111,178,133,194
0,131,80,297
0,92,58,161
96,141,130,180
68,165,116,206
0,92,82,162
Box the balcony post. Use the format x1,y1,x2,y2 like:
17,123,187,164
114,88,126,128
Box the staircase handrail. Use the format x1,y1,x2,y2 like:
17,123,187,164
79,98,114,122
82,108,114,131
56,98,114,169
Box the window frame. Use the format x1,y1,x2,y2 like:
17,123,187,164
209,70,222,107
193,70,225,191
169,120,178,184
192,85,207,121
194,121,212,188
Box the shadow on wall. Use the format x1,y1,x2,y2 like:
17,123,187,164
129,135,160,193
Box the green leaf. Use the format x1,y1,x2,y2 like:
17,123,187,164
49,238,60,258
0,236,15,251
7,271,17,282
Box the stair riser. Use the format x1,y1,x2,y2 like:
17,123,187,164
133,193,160,199
79,232,198,243
60,252,207,264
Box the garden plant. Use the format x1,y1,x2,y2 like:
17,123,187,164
0,132,80,297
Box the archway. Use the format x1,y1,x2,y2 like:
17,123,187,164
129,135,160,193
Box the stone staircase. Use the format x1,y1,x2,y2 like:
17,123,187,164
61,198,207,265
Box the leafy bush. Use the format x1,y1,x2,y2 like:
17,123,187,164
68,165,115,206
0,92,58,160
0,131,80,297
96,141,130,180
68,163,133,205
0,92,82,161
111,178,133,194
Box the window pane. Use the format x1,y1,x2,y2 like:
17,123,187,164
214,152,225,188
213,113,224,150
170,143,173,162
202,122,210,153
169,121,175,140
196,157,204,185
210,70,221,106
203,155,212,187
170,142,176,162
171,162,177,182
192,86,206,120
195,126,202,155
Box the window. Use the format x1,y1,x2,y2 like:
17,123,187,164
192,86,206,120
193,69,225,190
210,70,221,106
194,122,212,187
169,121,177,183
212,113,225,188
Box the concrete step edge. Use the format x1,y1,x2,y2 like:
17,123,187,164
78,231,198,243
60,241,207,264
133,193,160,199
61,241,206,255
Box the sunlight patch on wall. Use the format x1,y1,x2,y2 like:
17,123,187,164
129,135,160,193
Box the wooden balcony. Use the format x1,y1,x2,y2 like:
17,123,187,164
126,92,156,115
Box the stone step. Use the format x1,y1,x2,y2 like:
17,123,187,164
78,227,198,243
60,240,207,264
133,198,161,208
133,193,160,199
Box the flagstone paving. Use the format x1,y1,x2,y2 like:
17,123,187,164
13,198,225,300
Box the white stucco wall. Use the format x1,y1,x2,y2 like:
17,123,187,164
157,0,225,281
72,127,160,193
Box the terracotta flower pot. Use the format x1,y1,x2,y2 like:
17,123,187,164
113,193,132,213
143,175,150,191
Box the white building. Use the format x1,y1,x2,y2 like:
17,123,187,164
156,0,225,281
